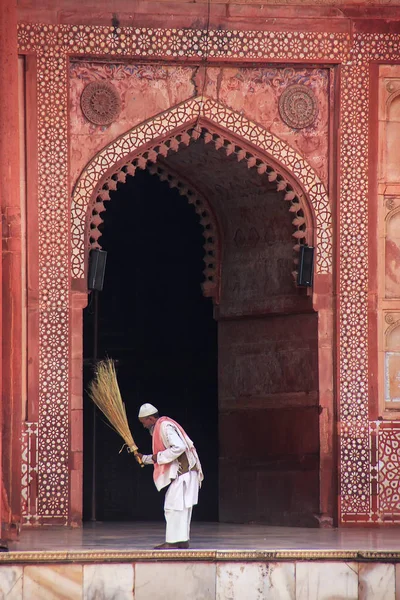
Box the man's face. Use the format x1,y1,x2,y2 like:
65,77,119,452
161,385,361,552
139,416,156,430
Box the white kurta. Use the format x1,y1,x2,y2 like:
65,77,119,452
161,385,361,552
142,421,203,542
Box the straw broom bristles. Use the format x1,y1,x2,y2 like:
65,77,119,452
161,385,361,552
88,358,143,467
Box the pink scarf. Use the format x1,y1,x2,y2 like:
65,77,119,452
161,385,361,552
152,416,193,486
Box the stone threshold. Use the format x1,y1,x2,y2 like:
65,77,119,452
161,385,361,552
3,549,400,564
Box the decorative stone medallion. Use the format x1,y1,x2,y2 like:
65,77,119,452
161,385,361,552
80,81,121,125
279,84,318,129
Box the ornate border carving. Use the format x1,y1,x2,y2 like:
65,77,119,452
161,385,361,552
21,423,39,526
370,420,400,521
338,34,400,523
17,25,350,60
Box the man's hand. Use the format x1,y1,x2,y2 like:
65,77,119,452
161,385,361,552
152,454,157,463
135,452,143,464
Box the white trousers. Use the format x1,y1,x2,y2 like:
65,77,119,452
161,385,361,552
165,506,193,543
164,471,199,542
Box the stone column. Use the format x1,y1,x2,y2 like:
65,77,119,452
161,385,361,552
70,289,89,526
0,0,22,539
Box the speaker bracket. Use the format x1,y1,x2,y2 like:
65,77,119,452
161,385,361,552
297,245,314,288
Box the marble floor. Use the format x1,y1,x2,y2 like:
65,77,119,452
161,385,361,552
3,523,400,599
8,521,400,553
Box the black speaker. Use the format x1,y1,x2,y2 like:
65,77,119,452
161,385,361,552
88,249,107,291
297,245,314,287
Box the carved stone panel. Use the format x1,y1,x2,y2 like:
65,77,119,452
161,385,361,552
81,81,121,126
278,84,318,130
385,207,400,298
384,313,400,404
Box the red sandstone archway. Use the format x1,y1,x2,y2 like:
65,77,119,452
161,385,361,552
72,98,332,284
71,98,335,526
89,156,222,301
84,128,314,304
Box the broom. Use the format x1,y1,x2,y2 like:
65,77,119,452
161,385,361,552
88,358,144,467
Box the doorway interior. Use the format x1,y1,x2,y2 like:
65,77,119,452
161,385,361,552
82,132,322,527
83,168,219,523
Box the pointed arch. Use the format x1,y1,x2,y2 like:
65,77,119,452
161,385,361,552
72,97,332,283
90,163,222,300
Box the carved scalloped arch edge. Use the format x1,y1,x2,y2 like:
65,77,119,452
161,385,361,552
87,125,310,302
72,97,331,285
90,152,221,301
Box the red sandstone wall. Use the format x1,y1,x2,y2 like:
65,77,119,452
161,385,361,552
69,61,329,190
11,0,400,531
21,21,333,526
13,2,349,520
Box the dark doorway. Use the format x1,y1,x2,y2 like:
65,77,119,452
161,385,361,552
83,168,218,522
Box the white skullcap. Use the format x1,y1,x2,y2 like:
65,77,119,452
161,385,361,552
138,403,158,418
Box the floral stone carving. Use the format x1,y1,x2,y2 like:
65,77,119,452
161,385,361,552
279,84,318,130
80,81,121,125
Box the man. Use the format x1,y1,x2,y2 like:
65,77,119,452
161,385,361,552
136,403,203,549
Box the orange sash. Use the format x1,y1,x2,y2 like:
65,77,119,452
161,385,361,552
152,417,193,486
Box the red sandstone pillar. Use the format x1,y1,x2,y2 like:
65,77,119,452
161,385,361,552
313,275,336,527
0,0,22,538
70,290,88,526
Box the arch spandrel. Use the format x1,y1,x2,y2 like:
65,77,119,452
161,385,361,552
72,96,332,280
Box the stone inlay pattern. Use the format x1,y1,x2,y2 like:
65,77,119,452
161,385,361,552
339,52,370,520
278,84,318,129
72,97,331,280
80,81,121,125
371,420,400,522
21,423,39,525
15,22,400,525
339,34,400,524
